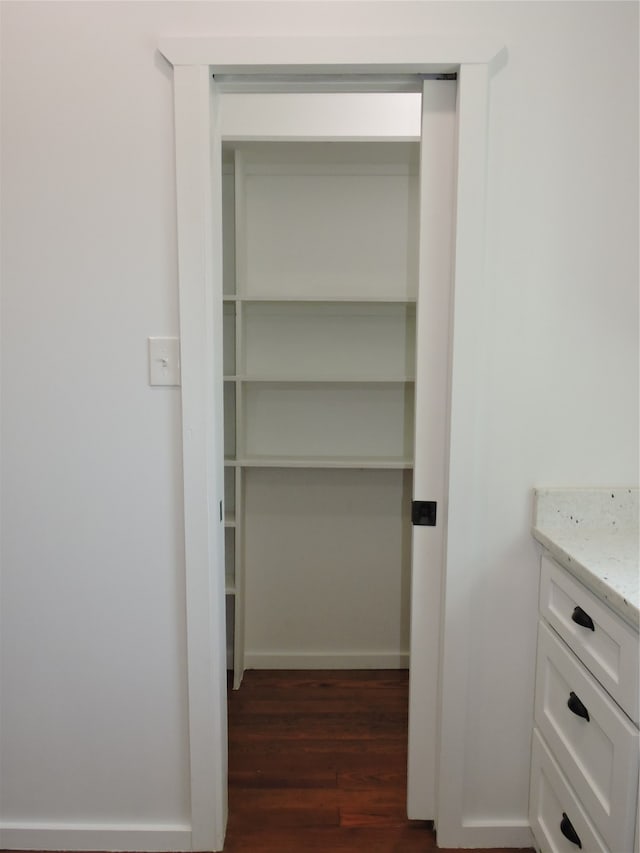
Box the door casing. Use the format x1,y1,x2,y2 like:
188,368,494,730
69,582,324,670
159,32,506,852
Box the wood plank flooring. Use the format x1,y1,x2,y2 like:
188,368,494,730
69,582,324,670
225,670,533,852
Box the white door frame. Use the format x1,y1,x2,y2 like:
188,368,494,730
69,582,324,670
160,33,505,852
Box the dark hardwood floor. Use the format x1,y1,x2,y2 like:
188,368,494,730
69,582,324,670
0,670,532,853
225,670,533,852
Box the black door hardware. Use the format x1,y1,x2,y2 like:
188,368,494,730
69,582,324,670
412,501,437,527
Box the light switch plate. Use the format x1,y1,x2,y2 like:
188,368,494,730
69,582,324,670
149,337,181,386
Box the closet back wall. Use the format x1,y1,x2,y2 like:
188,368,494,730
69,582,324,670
222,141,419,676
244,468,412,667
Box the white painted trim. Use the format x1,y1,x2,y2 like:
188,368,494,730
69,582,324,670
164,30,504,852
433,62,494,849
158,35,504,72
0,824,191,852
172,65,228,852
445,820,535,849
244,652,410,669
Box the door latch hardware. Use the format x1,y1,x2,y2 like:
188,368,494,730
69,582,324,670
412,501,437,527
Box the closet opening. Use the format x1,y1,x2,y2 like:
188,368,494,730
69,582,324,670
161,35,499,846
220,139,420,690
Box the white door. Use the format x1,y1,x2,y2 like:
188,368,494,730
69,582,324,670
407,80,457,818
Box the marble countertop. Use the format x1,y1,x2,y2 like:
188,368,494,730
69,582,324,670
532,487,639,629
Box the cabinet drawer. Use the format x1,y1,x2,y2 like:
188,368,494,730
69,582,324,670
535,622,639,853
540,555,639,723
530,729,610,853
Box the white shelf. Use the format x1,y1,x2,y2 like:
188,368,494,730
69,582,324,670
224,374,415,384
224,457,412,469
232,455,413,469
223,294,416,303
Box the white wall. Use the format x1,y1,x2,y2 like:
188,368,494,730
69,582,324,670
1,1,637,848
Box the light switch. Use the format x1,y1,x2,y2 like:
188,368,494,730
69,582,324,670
149,337,181,386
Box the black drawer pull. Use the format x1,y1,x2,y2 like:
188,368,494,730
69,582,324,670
571,605,595,631
560,812,582,848
567,691,590,722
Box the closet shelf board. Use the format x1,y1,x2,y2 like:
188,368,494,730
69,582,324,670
224,375,416,384
231,454,413,469
222,294,417,304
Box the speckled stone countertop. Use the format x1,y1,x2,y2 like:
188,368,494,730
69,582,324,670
532,487,639,629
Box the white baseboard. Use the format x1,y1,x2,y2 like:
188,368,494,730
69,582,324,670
435,818,534,849
243,650,409,669
0,822,192,851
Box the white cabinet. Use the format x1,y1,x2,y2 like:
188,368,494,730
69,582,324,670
530,555,639,853
539,555,639,722
222,141,419,688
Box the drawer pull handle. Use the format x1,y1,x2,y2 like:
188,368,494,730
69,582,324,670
571,605,595,631
560,813,582,848
567,691,590,722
